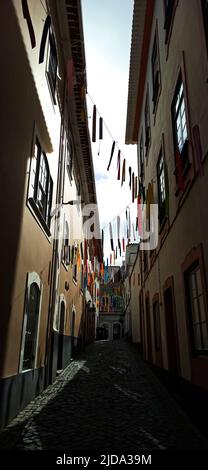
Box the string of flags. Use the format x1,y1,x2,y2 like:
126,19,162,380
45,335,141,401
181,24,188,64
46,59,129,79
86,92,154,264
87,93,140,200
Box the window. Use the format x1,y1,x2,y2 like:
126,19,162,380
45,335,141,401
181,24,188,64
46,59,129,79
62,220,70,266
153,301,161,351
172,76,188,152
185,263,208,354
46,32,57,101
201,0,208,51
172,74,189,176
164,0,175,43
144,91,151,154
157,150,166,223
151,33,160,111
139,131,144,178
28,138,53,232
20,273,42,371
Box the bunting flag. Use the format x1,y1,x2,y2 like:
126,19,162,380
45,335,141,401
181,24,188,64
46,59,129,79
80,242,84,260
121,159,126,186
139,179,142,197
99,117,103,140
107,141,115,171
39,15,51,63
132,223,136,241
193,125,204,176
77,248,81,269
93,237,97,257
119,242,122,257
128,210,131,240
92,105,97,142
117,216,121,252
71,245,74,264
135,176,138,199
22,0,36,48
137,195,143,237
117,150,121,180
67,57,74,97
125,209,129,239
109,222,114,251
129,167,132,189
175,148,184,190
132,172,135,203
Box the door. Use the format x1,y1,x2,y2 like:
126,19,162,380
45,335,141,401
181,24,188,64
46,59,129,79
71,309,76,357
164,286,179,373
139,292,144,354
23,282,40,370
145,296,152,362
113,323,121,340
57,301,65,370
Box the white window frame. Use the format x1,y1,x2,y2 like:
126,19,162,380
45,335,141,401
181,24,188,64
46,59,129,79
19,272,43,373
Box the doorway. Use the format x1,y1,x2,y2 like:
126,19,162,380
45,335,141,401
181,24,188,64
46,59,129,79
145,295,152,362
113,323,121,340
57,301,65,370
163,283,179,374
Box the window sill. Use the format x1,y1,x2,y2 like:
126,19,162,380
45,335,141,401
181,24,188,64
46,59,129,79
27,198,51,238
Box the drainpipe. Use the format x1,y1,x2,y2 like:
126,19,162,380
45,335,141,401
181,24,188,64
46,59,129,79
45,73,67,387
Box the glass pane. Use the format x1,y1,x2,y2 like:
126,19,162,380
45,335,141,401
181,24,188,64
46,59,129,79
196,267,202,295
199,294,206,322
193,324,202,350
189,272,196,297
201,321,208,350
192,297,200,323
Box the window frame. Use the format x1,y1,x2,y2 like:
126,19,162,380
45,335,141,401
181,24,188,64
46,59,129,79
62,219,70,267
28,137,53,235
144,89,151,155
153,300,161,351
151,27,161,113
185,262,208,356
157,149,166,224
46,31,58,104
171,72,189,184
164,0,175,44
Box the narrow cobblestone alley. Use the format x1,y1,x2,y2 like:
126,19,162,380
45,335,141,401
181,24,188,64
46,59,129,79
0,340,207,452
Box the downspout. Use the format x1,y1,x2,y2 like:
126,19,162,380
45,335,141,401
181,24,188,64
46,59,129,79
45,72,67,386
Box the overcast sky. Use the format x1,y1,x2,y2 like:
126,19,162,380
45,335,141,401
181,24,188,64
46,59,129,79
81,0,138,263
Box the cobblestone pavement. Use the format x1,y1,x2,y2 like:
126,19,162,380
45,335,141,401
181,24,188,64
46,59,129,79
0,340,208,451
